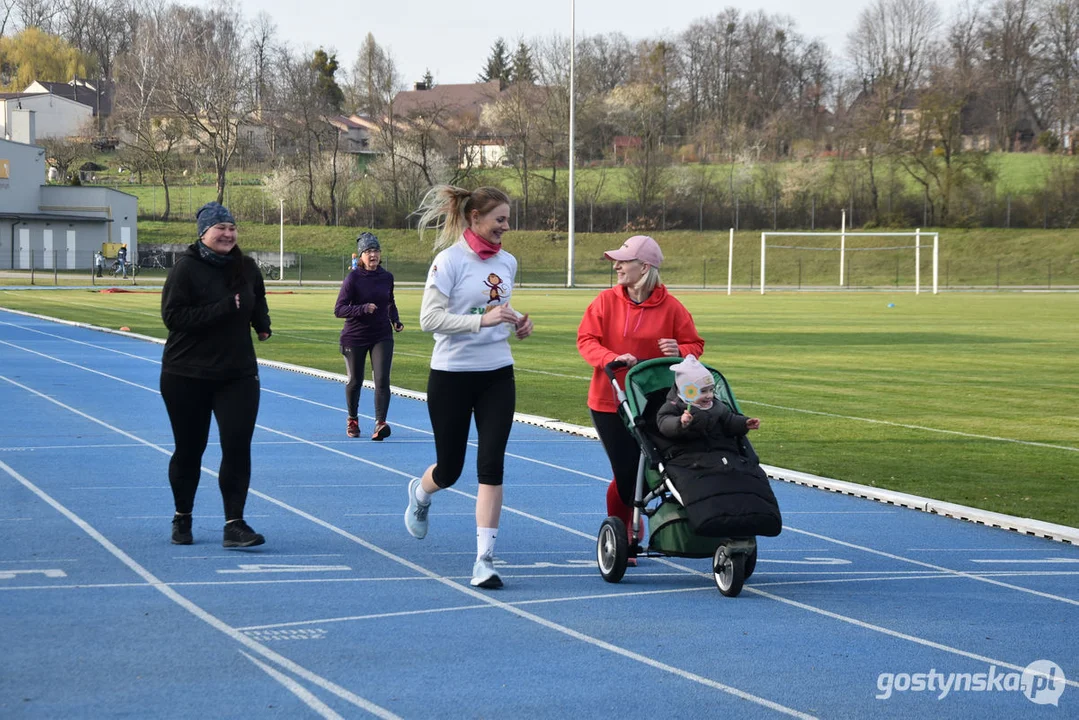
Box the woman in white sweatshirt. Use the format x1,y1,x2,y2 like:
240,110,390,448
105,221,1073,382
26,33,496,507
403,185,534,590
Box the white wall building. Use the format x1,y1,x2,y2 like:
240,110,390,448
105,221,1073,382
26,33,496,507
0,92,94,141
0,121,137,271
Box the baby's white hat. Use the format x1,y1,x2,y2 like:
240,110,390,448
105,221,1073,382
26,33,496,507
670,354,713,403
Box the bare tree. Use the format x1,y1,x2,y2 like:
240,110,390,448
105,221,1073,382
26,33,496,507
607,81,670,212
113,1,181,219
1,0,17,39
351,36,407,218
895,48,994,224
15,0,61,33
41,130,91,182
249,11,276,114
1037,0,1079,147
276,46,345,225
846,0,942,221
156,2,255,204
979,0,1040,150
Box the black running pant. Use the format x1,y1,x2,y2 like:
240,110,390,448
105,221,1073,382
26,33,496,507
427,365,515,487
342,339,393,423
591,409,641,506
161,372,261,520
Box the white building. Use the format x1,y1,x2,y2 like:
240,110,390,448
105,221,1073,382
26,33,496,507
0,92,94,141
0,114,137,271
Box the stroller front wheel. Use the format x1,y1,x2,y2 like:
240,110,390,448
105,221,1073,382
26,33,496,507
597,517,629,583
713,546,746,597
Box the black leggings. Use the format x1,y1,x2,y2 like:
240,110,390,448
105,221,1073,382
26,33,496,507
427,365,515,487
591,409,641,506
342,339,393,422
160,372,261,520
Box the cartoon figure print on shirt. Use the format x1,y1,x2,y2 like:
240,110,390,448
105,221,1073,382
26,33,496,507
484,273,507,305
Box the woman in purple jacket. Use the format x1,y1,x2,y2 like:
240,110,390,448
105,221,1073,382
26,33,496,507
334,232,404,439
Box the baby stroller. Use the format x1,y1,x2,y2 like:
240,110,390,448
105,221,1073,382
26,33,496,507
595,357,782,597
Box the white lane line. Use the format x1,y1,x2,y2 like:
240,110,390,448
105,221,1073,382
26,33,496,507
0,369,815,718
262,387,610,481
0,456,399,719
240,652,345,720
237,586,710,632
5,570,1078,595
248,490,816,719
743,399,1079,453
253,423,599,542
970,558,1079,564
783,511,897,514
909,548,1070,552
784,527,1079,606
742,584,1079,688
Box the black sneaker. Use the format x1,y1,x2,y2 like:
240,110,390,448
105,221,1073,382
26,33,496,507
223,520,265,548
171,514,193,545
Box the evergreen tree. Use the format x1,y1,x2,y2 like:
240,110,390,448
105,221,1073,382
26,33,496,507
510,41,535,84
423,68,435,89
310,48,344,111
478,38,510,84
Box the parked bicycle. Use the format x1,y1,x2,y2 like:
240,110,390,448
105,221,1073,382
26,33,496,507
138,252,168,270
256,260,280,280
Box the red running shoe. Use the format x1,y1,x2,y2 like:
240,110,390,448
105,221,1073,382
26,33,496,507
346,418,360,438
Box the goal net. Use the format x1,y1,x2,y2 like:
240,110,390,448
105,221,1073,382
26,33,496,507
758,230,939,294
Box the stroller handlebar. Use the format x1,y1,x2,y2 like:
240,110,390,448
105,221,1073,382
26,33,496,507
603,360,628,380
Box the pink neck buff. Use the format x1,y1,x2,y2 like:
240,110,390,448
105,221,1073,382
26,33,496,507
464,227,501,260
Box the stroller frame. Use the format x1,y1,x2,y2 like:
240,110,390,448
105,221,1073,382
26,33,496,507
595,357,759,597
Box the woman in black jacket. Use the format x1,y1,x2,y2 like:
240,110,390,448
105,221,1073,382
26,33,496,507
160,202,272,548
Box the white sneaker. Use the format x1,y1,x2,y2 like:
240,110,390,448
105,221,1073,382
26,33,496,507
470,554,503,589
404,478,430,539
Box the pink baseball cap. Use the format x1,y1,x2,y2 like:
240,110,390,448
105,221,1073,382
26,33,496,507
603,235,664,268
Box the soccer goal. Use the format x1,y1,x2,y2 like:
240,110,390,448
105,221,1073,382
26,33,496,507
758,225,939,294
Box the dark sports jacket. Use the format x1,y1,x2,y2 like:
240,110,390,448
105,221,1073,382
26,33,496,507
161,244,271,380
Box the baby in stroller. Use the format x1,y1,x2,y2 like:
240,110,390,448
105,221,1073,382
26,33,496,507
652,355,781,539
656,354,761,439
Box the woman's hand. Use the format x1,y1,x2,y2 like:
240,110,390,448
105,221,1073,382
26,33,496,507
480,305,518,328
515,313,533,339
393,321,405,332
234,293,240,309
613,353,638,367
363,303,377,314
257,332,270,341
657,338,680,356
746,418,761,431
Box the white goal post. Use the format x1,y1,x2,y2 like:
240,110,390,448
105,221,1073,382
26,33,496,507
758,227,939,294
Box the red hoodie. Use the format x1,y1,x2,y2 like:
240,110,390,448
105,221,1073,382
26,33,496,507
577,284,705,413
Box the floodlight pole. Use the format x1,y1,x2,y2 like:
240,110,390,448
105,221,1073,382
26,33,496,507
566,0,576,287
279,199,284,280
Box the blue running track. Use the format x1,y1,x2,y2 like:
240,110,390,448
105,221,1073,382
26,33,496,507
0,308,1076,719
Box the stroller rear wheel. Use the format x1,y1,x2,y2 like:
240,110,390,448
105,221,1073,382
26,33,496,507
744,543,758,579
597,517,629,583
713,546,746,597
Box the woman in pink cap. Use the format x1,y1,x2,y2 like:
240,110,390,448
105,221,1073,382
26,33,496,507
577,234,704,564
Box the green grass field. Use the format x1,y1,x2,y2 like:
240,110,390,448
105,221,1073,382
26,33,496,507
1,288,1075,528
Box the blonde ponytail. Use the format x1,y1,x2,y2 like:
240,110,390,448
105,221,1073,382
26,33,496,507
414,185,511,251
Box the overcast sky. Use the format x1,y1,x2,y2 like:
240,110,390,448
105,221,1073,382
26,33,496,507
234,0,968,88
